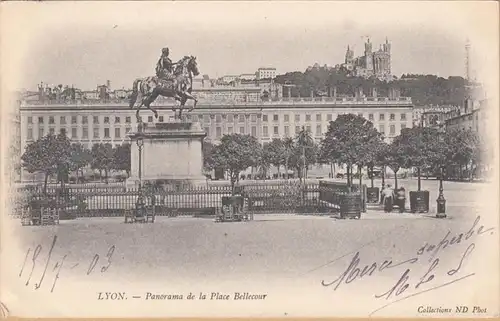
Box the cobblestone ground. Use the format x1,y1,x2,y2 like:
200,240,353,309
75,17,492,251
5,179,498,318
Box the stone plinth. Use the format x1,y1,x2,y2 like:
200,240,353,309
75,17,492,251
126,121,207,189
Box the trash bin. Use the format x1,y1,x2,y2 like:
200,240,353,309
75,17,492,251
366,187,379,203
340,192,362,219
410,191,429,213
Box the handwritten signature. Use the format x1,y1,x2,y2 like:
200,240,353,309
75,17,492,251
19,235,116,293
320,215,494,315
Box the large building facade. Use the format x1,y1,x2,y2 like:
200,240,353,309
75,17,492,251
18,87,414,181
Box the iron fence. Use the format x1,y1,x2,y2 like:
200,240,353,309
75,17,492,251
13,182,366,219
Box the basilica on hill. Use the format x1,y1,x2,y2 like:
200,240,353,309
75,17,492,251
337,38,394,81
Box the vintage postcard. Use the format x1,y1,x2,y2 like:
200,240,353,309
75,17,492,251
1,1,499,319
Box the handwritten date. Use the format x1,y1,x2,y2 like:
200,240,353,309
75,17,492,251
19,235,116,293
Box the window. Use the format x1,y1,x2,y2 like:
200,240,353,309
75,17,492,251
401,123,407,130
368,114,374,121
239,127,245,134
228,127,233,134
125,127,131,134
284,126,289,136
400,113,407,121
204,127,210,136
49,127,55,135
216,127,222,138
71,127,77,139
284,114,290,122
72,116,78,124
49,116,55,124
38,127,44,138
316,125,322,136
305,114,311,121
379,113,385,121
203,115,210,123
295,114,300,122
390,125,395,134
273,126,279,135
104,117,109,124
216,115,222,123
148,116,153,123
27,116,33,124
104,128,110,138
273,114,279,122
82,116,88,124
306,125,311,133
379,125,385,134
390,113,395,121
251,114,257,122
251,126,257,136
93,116,99,124
60,128,67,136
38,116,44,124
115,116,120,123
27,128,33,140
295,126,300,134
227,114,234,122
82,127,88,139
126,116,131,123
327,114,332,121
93,128,99,138
115,128,121,138
263,126,268,136
239,115,245,123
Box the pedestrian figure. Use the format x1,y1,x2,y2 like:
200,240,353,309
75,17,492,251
382,184,394,212
395,187,406,213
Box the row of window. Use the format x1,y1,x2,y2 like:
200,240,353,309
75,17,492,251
27,126,132,140
262,112,407,122
26,112,408,126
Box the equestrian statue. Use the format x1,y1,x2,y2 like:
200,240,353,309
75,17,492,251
129,47,200,122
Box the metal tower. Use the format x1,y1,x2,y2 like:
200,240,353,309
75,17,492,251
465,38,471,81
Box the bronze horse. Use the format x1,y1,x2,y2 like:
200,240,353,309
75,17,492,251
129,56,200,122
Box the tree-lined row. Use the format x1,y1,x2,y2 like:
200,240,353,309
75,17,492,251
21,133,131,193
203,114,484,192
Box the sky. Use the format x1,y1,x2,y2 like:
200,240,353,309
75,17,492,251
1,1,498,91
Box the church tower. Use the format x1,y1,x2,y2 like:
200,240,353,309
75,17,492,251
364,38,373,70
383,37,391,53
345,45,354,65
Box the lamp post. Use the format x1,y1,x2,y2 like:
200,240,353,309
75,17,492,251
135,134,145,219
436,127,447,218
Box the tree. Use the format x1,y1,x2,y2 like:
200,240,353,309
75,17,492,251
90,143,114,183
112,143,131,177
202,140,215,171
321,114,381,189
21,133,71,194
207,134,262,193
291,127,317,182
382,137,407,190
397,127,442,191
441,128,481,180
70,143,92,181
282,137,295,179
262,138,285,176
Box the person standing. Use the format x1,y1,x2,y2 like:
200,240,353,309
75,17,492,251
382,184,394,213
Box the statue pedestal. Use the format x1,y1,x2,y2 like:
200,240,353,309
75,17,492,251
126,121,207,189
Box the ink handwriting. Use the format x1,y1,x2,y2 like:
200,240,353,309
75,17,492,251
19,235,116,293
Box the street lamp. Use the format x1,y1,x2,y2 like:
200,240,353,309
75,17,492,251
436,126,447,218
135,135,145,219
